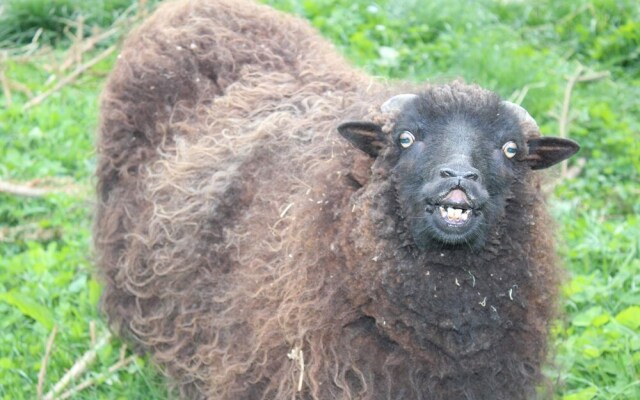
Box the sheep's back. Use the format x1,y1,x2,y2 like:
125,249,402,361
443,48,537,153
96,0,361,201
94,0,378,396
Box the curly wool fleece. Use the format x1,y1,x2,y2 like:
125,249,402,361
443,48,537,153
95,0,578,399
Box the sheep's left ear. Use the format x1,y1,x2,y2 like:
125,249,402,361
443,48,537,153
338,121,386,158
525,137,580,170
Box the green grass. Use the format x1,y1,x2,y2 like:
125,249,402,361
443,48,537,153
0,0,141,46
0,0,638,399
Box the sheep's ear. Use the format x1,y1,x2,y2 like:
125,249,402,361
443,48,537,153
338,121,386,157
525,137,580,170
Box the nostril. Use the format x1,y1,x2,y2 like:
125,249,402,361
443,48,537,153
440,168,456,178
440,168,479,180
464,172,479,181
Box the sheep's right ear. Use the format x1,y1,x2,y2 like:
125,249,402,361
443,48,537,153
338,121,386,158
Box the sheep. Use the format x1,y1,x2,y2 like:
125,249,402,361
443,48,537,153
94,0,580,399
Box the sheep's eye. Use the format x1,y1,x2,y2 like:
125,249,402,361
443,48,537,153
502,141,518,158
398,131,415,148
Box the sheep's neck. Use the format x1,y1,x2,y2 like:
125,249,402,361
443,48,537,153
342,172,550,362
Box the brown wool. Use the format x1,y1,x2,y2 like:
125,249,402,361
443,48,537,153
95,1,563,399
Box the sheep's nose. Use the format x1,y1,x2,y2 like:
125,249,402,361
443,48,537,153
439,167,480,181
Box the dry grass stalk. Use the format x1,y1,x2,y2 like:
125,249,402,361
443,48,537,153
557,66,609,178
38,323,137,400
138,0,150,18
0,223,61,243
0,28,45,61
37,325,59,400
558,65,585,178
287,347,305,392
0,178,81,198
60,26,121,73
0,181,52,197
3,2,141,110
542,65,609,193
90,321,97,347
23,45,116,111
43,332,112,400
58,9,134,73
508,82,546,106
118,344,128,361
59,16,86,72
1,68,12,107
55,356,136,400
7,78,33,97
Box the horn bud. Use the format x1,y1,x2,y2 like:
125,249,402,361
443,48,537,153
381,94,418,113
501,101,539,129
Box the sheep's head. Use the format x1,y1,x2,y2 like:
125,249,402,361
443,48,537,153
338,84,579,250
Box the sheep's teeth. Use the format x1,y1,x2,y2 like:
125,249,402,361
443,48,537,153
440,206,471,222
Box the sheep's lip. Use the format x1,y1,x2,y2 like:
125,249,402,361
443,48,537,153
437,188,473,210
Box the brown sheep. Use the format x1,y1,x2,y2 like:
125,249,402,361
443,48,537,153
94,0,579,399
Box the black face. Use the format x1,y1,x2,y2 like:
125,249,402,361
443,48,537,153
389,99,525,249
338,87,579,250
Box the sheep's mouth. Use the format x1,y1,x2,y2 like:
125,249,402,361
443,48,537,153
406,185,488,248
426,188,482,241
434,188,475,225
436,205,473,226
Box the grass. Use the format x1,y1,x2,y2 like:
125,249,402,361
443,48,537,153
0,0,139,46
0,0,638,399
